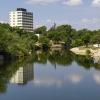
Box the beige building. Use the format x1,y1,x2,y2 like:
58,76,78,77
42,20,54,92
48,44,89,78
9,8,33,32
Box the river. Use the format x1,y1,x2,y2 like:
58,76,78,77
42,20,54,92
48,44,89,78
0,50,100,100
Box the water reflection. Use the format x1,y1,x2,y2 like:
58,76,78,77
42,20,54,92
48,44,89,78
66,73,82,84
10,64,34,85
0,49,100,94
0,57,34,93
36,50,73,66
35,50,100,69
33,78,63,87
93,73,100,85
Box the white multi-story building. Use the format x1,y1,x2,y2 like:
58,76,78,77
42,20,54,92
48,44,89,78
9,8,33,32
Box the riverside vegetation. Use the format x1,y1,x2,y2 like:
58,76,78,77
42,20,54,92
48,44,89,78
0,23,100,58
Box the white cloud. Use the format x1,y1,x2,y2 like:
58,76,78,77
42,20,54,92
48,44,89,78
92,0,100,7
81,18,100,24
93,73,100,84
0,20,6,23
26,0,60,4
65,73,82,84
33,78,62,87
34,24,44,28
62,0,83,6
46,19,68,24
46,19,54,23
26,0,83,6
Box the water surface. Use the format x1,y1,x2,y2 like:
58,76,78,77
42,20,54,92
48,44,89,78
0,50,100,100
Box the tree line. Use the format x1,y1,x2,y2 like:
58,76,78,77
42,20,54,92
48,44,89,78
34,24,100,48
0,23,100,57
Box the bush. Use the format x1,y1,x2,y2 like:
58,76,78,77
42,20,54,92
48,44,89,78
86,49,91,55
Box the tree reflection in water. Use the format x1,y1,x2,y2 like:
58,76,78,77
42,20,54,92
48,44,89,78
0,49,100,93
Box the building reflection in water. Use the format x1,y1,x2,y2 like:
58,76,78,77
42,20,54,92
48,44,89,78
10,64,34,85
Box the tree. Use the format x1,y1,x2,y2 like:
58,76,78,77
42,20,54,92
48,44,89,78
72,39,83,47
34,26,47,35
82,33,91,47
93,34,100,47
0,23,38,56
38,36,50,49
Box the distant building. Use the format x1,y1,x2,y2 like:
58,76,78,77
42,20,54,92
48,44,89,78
9,8,33,32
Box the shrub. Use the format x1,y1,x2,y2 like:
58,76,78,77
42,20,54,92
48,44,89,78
86,49,91,55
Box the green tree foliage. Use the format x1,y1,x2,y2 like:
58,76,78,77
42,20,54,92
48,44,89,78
82,33,91,47
38,36,50,48
34,25,100,48
92,33,100,47
34,26,47,35
0,23,100,57
0,23,38,57
47,25,73,46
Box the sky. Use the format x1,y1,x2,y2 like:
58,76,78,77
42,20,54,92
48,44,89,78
0,0,100,30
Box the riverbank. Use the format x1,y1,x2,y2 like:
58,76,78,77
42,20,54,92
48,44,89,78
70,46,100,62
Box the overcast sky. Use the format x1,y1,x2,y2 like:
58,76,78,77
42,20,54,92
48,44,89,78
0,0,100,30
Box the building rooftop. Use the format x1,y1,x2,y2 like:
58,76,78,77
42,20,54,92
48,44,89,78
16,8,27,12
